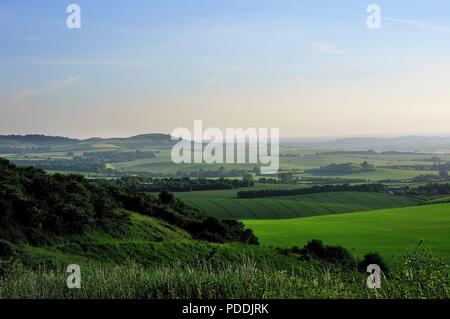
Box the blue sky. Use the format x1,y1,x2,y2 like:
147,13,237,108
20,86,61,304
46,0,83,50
1,0,450,138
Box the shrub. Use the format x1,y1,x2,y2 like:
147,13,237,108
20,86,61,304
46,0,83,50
303,240,327,258
358,252,389,276
303,240,353,266
158,190,175,205
278,240,354,267
0,159,130,243
0,240,15,258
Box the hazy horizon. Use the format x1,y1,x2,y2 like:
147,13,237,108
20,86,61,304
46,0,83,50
2,130,450,141
2,0,450,138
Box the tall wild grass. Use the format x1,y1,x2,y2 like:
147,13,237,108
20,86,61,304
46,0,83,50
0,250,448,299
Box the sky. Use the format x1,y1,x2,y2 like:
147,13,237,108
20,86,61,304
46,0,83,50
1,0,450,138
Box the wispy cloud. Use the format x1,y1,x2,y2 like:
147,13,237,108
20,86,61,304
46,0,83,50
58,76,82,87
10,76,81,105
200,75,224,91
310,42,344,55
350,10,450,34
385,17,450,33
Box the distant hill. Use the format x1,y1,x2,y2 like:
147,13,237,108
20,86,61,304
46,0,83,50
86,133,176,149
307,162,376,176
282,136,450,152
0,133,177,152
3,133,450,153
0,134,78,146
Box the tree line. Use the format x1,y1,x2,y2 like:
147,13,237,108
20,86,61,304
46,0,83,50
237,183,386,199
103,175,255,192
0,146,51,154
174,167,252,178
238,181,450,199
80,150,156,163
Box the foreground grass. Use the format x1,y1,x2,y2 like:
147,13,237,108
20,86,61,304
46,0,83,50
1,250,448,299
245,203,450,264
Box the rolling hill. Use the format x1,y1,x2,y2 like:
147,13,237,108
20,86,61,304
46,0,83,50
0,133,176,152
23,212,288,268
184,191,423,219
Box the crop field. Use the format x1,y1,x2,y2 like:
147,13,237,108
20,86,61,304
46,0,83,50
109,151,434,178
4,139,442,185
184,191,423,219
244,203,450,263
300,168,434,181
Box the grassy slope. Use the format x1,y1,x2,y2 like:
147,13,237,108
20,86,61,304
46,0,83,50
244,203,450,264
21,212,302,271
184,192,422,220
6,211,449,299
4,204,449,299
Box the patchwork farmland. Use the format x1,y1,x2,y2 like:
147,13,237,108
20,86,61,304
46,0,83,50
182,191,423,219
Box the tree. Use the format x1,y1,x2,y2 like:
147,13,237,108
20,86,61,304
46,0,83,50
431,156,441,167
219,166,226,177
158,190,175,205
278,172,295,184
242,174,254,187
439,170,449,179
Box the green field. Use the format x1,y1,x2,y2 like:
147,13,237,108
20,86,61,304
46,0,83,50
111,153,433,180
244,203,450,263
8,208,449,299
301,167,434,181
184,191,422,219
4,136,442,182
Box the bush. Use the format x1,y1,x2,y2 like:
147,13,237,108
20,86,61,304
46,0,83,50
303,240,327,258
158,190,175,205
278,240,354,267
303,240,353,266
0,240,15,258
323,245,354,266
358,252,390,275
0,159,130,243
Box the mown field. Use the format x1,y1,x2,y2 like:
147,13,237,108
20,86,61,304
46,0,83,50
244,203,450,264
183,191,422,219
